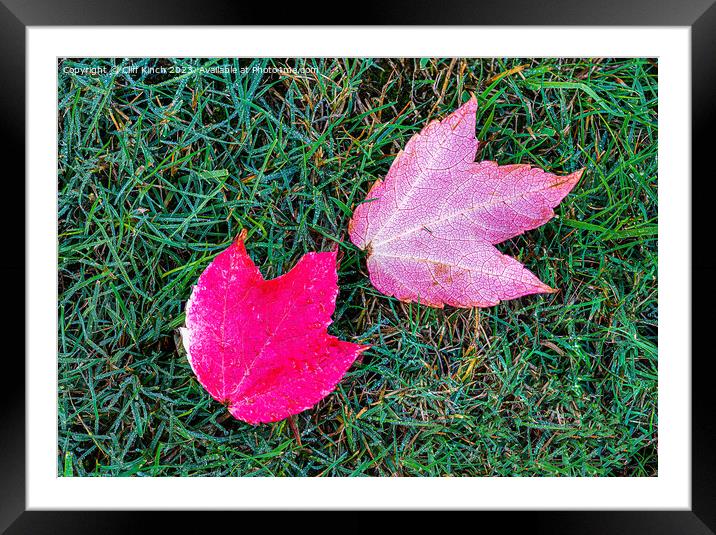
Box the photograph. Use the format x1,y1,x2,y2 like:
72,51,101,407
56,56,658,478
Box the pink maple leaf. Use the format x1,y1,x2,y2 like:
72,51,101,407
349,96,583,308
180,233,366,424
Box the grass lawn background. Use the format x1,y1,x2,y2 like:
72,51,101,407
57,57,658,476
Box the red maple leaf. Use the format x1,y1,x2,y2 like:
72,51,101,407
180,233,366,424
349,96,583,308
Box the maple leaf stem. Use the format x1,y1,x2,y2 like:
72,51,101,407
235,228,248,244
288,415,302,447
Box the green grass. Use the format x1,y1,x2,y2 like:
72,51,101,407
57,57,658,477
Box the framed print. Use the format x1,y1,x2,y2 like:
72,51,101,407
4,0,714,532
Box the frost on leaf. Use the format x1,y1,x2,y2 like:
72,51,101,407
180,234,366,424
349,96,583,308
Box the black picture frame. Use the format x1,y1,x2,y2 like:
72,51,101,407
4,1,713,532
